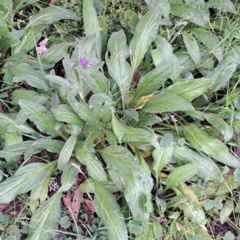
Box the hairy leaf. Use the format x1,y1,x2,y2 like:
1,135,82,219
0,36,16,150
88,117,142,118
19,100,64,138
0,162,55,203
165,163,200,190
143,92,194,113
99,146,153,221
27,192,62,240
129,5,163,74
58,135,77,170
94,180,128,240
165,78,213,102
26,6,80,28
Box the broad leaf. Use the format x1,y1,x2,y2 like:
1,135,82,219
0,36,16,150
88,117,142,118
172,144,222,182
19,100,65,138
60,163,78,192
142,92,194,113
206,0,236,13
106,30,132,97
94,180,128,240
191,28,223,62
30,163,55,213
13,26,44,54
178,202,207,225
83,0,101,60
0,29,25,53
51,104,85,128
184,124,240,168
58,135,77,170
132,62,172,102
165,78,212,102
165,163,200,190
112,114,126,143
204,113,233,142
0,162,55,203
75,141,107,182
182,32,201,67
26,6,80,28
170,4,209,26
152,134,174,177
27,192,62,240
88,70,108,94
129,5,163,74
99,146,153,221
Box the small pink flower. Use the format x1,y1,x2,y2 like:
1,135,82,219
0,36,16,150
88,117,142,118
49,0,56,6
37,38,48,55
79,58,91,67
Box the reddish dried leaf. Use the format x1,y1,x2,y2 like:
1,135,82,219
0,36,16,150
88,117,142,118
63,190,72,209
84,199,95,212
72,187,83,220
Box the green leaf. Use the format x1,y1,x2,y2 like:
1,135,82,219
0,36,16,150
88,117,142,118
4,132,22,162
19,100,64,138
178,202,207,225
26,6,80,29
206,0,236,13
154,36,181,82
68,98,91,121
184,124,240,168
184,123,228,155
165,78,213,102
83,0,101,60
60,163,78,192
99,146,153,221
234,169,240,183
106,30,132,97
58,135,77,170
191,28,223,62
112,114,126,144
170,4,209,26
182,32,201,67
220,201,233,224
27,192,62,240
129,5,163,74
132,62,172,102
172,144,222,182
13,74,50,90
12,88,39,104
165,163,200,191
142,92,194,113
88,70,108,94
93,180,128,240
51,104,85,128
223,231,235,240
0,141,33,161
0,162,55,203
153,134,174,176
41,43,70,67
13,26,44,54
0,29,25,53
45,75,72,88
204,113,233,142
30,163,55,213
208,47,240,92
135,114,162,127
75,141,107,182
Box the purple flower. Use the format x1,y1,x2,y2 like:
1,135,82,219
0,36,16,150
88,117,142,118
53,238,62,240
79,58,91,67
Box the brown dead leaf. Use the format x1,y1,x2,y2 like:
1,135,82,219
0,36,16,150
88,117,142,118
0,105,4,113
63,190,72,209
84,199,95,212
135,93,155,110
63,188,83,220
72,187,83,220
